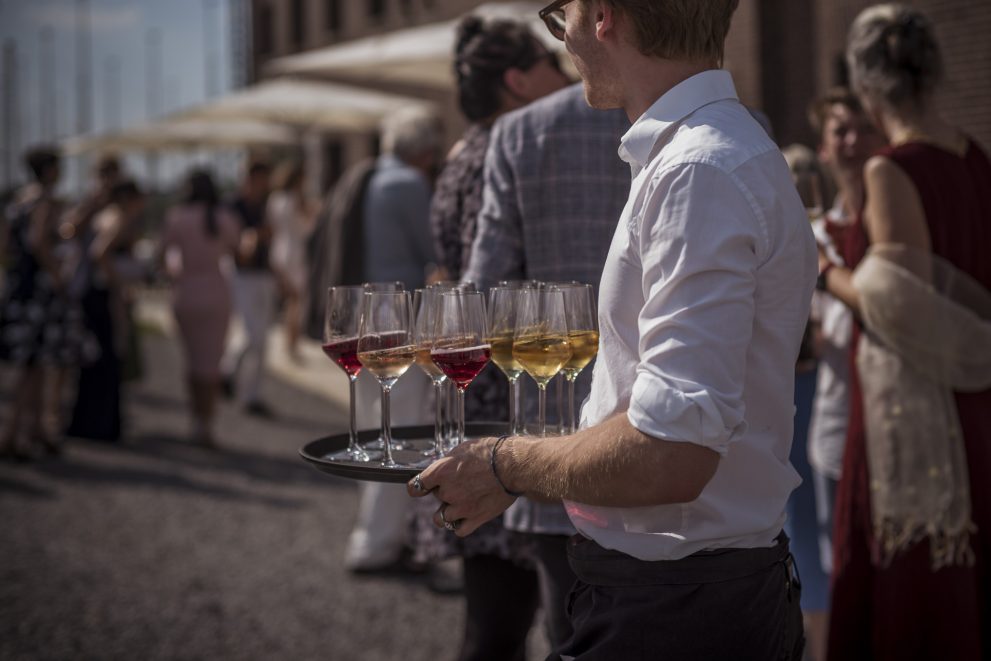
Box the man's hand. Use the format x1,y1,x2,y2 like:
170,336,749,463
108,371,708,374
407,438,517,537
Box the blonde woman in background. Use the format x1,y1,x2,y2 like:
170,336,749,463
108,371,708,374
821,5,991,658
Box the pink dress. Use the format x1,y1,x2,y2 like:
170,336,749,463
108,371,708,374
163,204,238,379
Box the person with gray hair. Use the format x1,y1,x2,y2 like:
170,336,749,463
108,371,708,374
343,107,444,572
820,4,991,659
380,107,444,164
361,107,443,290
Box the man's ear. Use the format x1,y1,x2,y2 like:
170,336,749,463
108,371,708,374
595,4,615,43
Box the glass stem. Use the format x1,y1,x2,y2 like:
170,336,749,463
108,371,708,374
507,376,518,436
347,376,361,457
538,383,547,437
516,376,526,435
568,376,577,435
433,380,445,457
456,387,466,447
447,379,457,450
556,376,565,434
380,383,396,466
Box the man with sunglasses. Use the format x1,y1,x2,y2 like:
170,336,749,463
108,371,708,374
412,2,814,658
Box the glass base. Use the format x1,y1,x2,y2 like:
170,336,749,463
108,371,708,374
364,436,413,451
329,447,382,462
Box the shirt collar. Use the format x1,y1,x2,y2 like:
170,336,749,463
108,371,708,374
618,69,739,171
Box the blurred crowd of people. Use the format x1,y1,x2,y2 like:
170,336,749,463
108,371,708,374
2,2,989,660
0,147,323,450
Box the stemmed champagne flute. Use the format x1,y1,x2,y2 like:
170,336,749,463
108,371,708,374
357,291,416,467
322,286,372,461
431,291,491,448
413,288,448,457
513,288,572,436
559,284,599,434
488,286,527,436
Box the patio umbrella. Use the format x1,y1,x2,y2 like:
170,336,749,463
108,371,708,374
175,79,435,131
264,2,571,89
62,117,299,155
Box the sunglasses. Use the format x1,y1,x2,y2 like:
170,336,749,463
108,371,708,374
538,0,575,41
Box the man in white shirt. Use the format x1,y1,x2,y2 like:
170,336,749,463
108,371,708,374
410,1,816,657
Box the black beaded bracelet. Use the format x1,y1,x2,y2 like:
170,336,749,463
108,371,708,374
491,435,524,498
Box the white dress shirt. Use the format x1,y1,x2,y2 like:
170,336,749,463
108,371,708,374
566,70,817,561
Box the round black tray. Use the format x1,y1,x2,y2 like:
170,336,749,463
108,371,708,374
300,423,508,483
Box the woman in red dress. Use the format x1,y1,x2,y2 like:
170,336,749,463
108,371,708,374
818,5,991,660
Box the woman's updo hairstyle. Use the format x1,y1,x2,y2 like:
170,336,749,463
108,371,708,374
453,15,544,122
846,3,943,110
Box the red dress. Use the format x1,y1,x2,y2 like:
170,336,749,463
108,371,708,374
828,140,991,660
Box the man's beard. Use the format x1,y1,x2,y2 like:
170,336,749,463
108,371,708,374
567,6,623,110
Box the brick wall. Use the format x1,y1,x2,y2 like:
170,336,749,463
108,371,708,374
724,0,762,108
728,0,991,151
918,0,991,152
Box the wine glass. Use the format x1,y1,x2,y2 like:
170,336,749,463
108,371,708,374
431,291,491,448
365,281,405,292
362,281,405,449
497,280,540,289
413,288,448,457
323,286,371,462
513,288,572,437
430,281,476,446
546,282,583,434
487,286,527,436
358,291,416,467
431,280,477,292
559,284,599,434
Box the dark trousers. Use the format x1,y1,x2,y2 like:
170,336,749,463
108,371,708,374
459,554,539,661
66,286,121,442
529,533,577,651
553,533,804,661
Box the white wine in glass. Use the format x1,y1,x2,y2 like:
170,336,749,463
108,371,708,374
358,291,415,467
513,288,572,436
361,281,406,450
413,288,448,458
559,284,599,433
488,286,528,436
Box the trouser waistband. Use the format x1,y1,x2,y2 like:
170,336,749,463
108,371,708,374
567,532,793,586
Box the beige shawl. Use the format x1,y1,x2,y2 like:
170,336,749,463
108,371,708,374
852,244,991,569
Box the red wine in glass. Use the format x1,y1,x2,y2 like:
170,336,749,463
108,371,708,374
322,336,361,378
431,344,491,390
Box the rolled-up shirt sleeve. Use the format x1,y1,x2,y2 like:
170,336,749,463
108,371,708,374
627,162,763,455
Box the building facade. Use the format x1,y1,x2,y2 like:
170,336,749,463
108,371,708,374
251,0,483,190
725,0,991,150
251,0,991,191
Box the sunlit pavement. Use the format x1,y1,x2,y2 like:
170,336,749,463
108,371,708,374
0,313,465,660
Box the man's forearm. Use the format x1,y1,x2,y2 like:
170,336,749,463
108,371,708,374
498,413,720,508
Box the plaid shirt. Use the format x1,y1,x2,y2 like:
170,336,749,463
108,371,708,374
463,83,631,534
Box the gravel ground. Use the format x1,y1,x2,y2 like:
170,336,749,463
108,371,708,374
0,331,545,661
